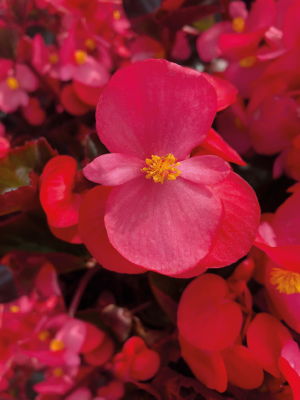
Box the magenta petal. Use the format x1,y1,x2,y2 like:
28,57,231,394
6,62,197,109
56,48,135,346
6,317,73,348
229,1,248,19
196,22,233,62
0,83,29,113
104,176,223,275
55,319,86,354
96,59,217,161
73,57,110,87
83,153,145,185
16,64,39,92
78,186,146,274
199,172,260,269
180,155,230,185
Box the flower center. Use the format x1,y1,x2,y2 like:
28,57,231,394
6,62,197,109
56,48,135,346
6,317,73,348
53,367,64,377
232,17,245,33
38,330,50,342
239,56,257,68
270,268,300,294
9,305,20,313
74,50,87,65
113,10,121,19
85,38,96,51
6,77,19,90
49,53,58,64
49,339,65,352
142,154,181,184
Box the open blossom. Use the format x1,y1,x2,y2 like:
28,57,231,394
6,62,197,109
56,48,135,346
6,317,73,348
80,59,260,276
253,187,300,332
0,61,38,113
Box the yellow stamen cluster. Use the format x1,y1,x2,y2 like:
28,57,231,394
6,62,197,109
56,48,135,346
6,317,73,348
6,77,19,90
53,368,64,377
10,305,20,313
239,56,257,68
49,339,65,352
85,38,96,51
113,10,121,20
142,154,181,184
232,17,245,33
49,53,58,64
38,330,50,342
74,50,87,65
270,268,300,295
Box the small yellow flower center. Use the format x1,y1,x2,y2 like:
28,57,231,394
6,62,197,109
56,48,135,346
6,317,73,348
270,268,300,294
142,154,181,184
6,77,19,90
38,330,50,342
239,56,257,68
113,10,121,19
49,53,58,64
49,339,65,352
232,17,245,33
74,50,87,65
85,38,96,51
53,367,64,377
9,305,20,313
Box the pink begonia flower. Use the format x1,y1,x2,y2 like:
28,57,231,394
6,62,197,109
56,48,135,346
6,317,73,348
278,340,300,400
197,0,275,62
112,337,160,382
253,189,300,332
80,59,260,276
59,27,110,88
0,63,38,113
22,315,113,369
32,34,61,79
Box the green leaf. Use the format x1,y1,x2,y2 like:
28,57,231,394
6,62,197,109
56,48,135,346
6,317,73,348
0,210,88,258
0,138,57,195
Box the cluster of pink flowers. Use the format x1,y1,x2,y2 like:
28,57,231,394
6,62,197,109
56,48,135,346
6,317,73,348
1,0,300,398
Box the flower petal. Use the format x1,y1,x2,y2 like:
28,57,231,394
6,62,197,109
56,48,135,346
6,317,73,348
83,153,145,186
221,345,264,390
195,128,247,166
179,334,227,393
246,313,292,378
200,73,238,111
196,22,233,62
96,59,217,161
177,274,242,351
104,177,223,275
198,172,260,269
78,185,146,274
16,64,39,92
73,57,110,87
180,155,230,185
